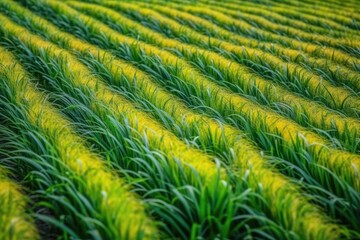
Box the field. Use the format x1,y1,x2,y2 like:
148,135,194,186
0,0,359,239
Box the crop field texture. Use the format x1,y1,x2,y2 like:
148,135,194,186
0,0,359,239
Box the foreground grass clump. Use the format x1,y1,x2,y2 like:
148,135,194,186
0,0,359,239
0,167,39,240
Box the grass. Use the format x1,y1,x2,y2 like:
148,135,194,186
10,0,360,229
66,1,360,148
85,1,360,112
0,20,288,240
0,24,341,240
20,0,360,194
136,1,360,90
179,3,360,68
0,45,157,239
0,167,39,240
202,1,357,38
0,0,359,239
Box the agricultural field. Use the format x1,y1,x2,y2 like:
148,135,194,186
0,0,359,239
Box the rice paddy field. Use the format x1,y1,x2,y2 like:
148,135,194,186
0,0,359,239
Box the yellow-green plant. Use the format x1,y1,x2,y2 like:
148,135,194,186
0,0,359,238
21,0,360,192
0,45,158,240
0,167,39,240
